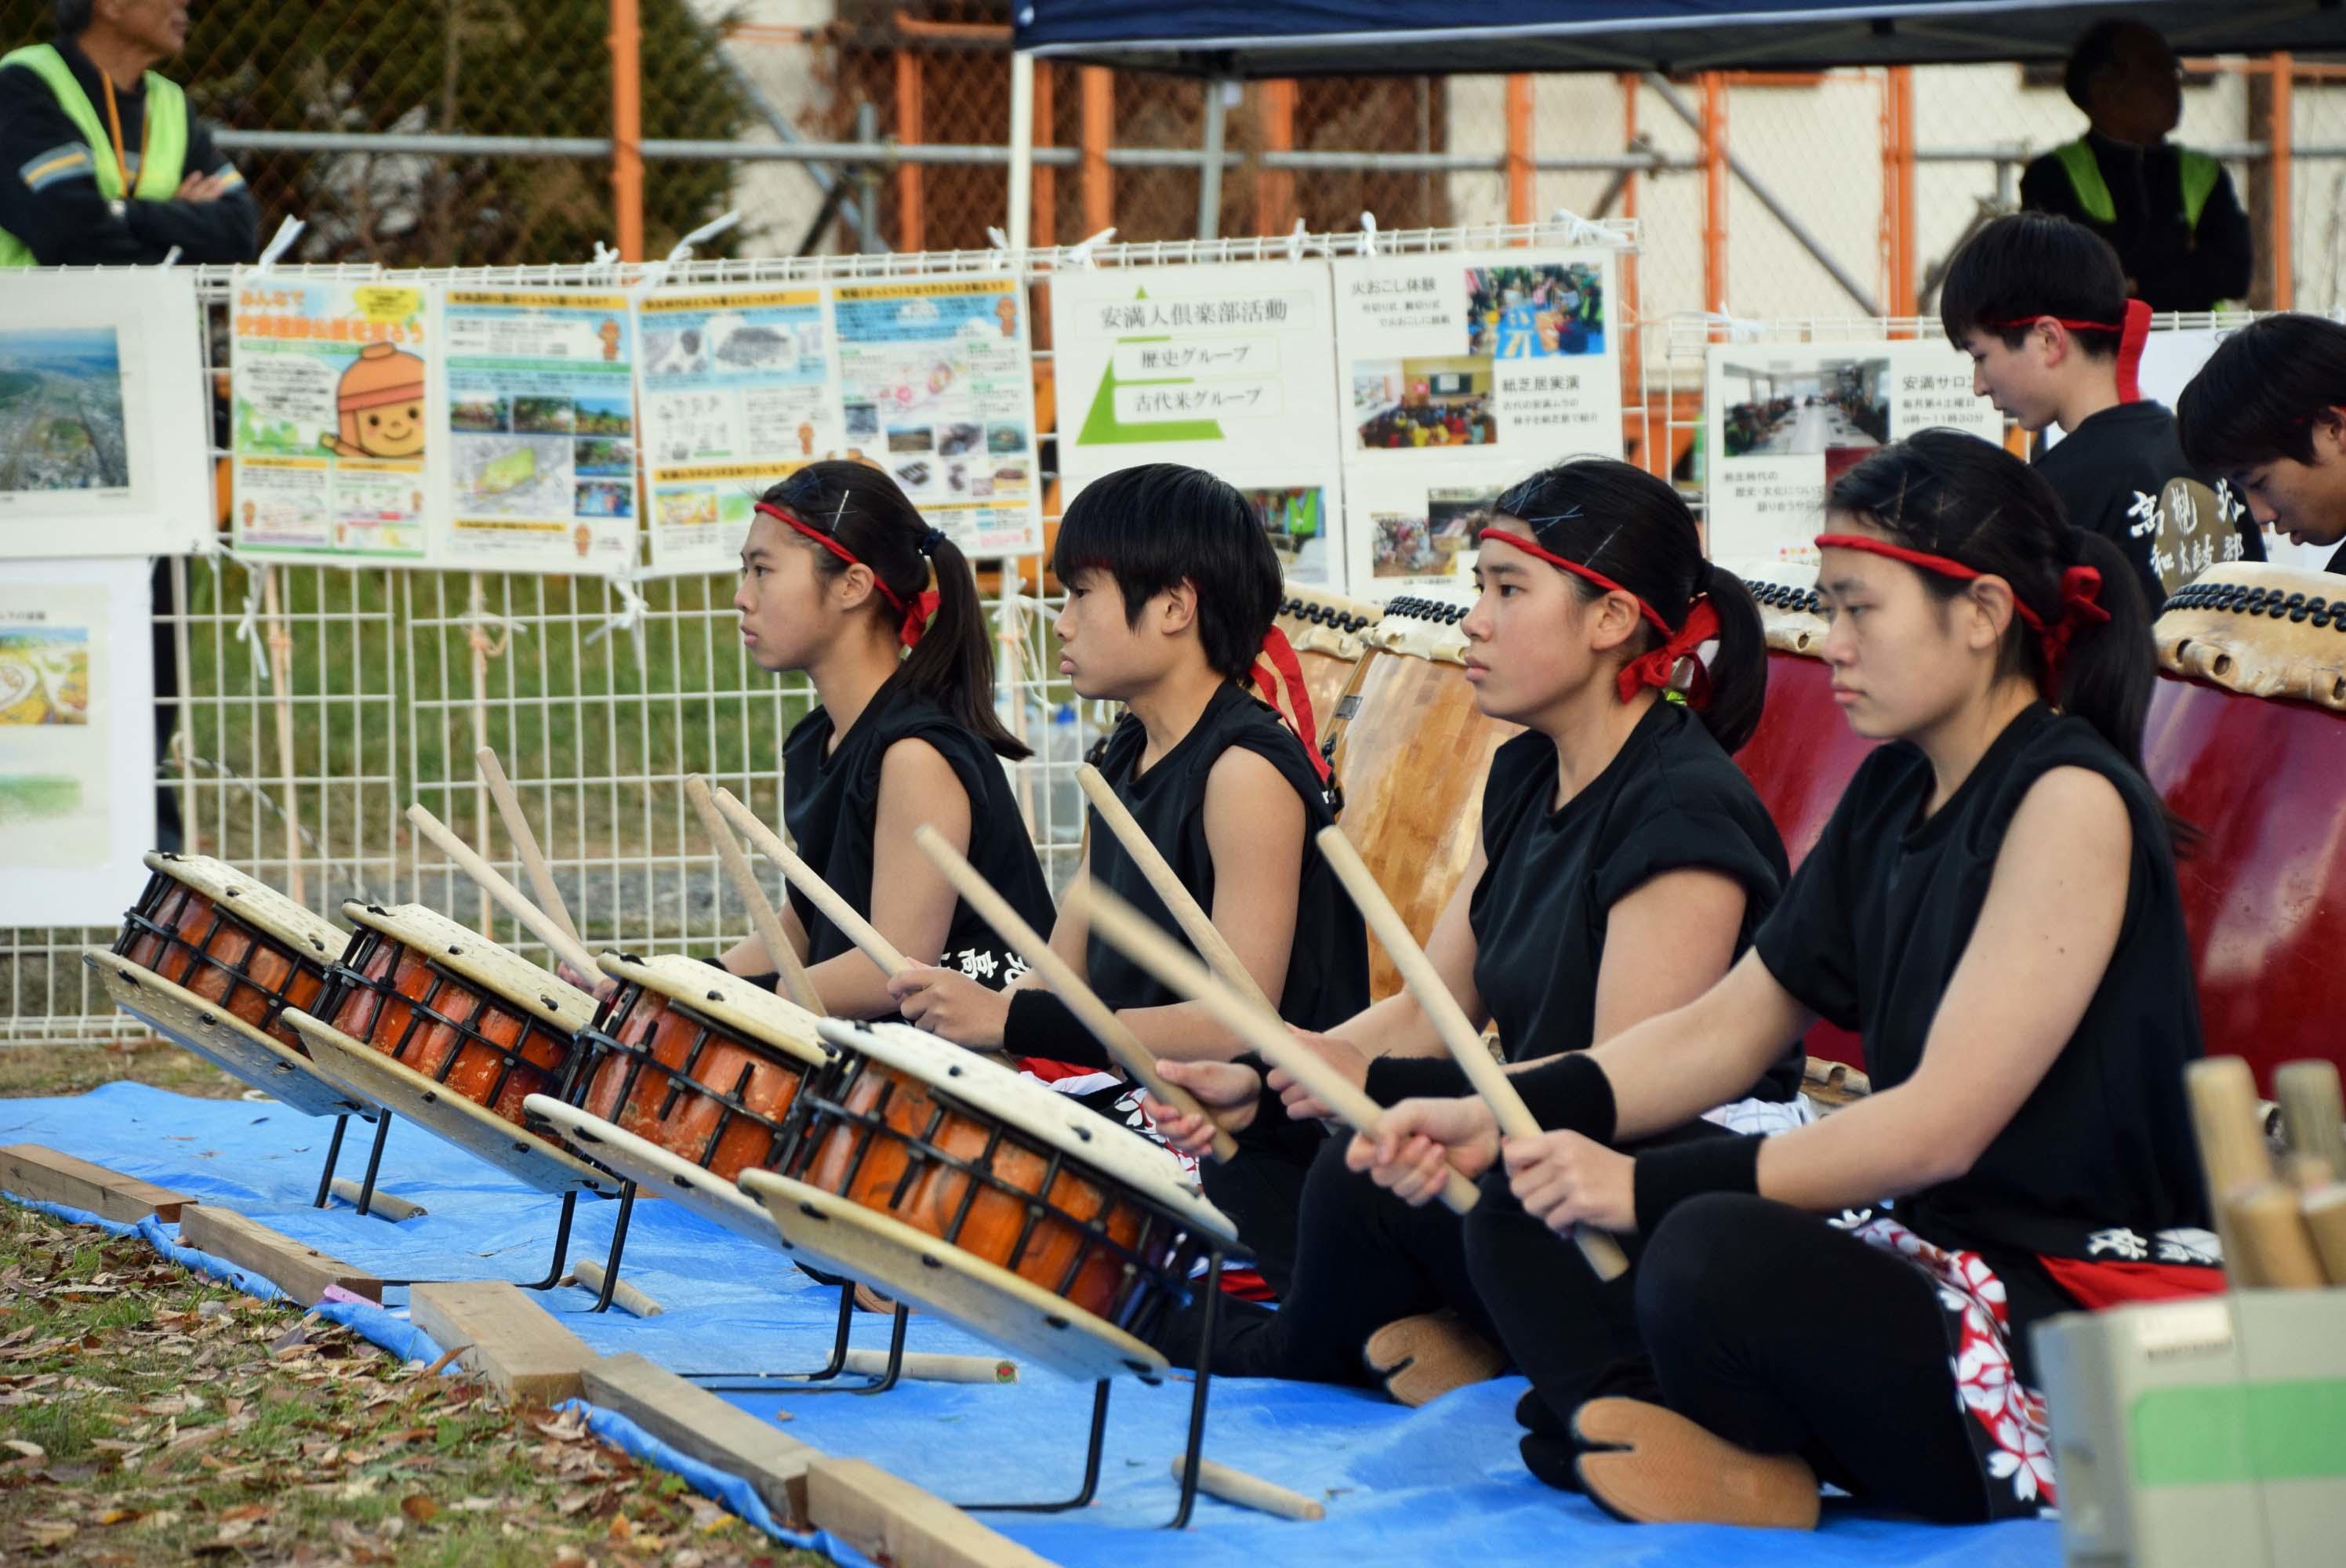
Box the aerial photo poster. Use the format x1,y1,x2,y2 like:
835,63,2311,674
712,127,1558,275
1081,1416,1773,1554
1331,247,1623,601
435,288,640,575
634,283,840,577
1051,260,1344,587
0,269,209,560
1704,339,2002,571
0,558,154,926
833,275,1041,558
231,276,434,563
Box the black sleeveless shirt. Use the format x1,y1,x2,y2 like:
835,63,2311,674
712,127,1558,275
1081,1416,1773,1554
1085,681,1369,1031
781,676,1055,997
1752,702,2209,1264
1470,700,1800,1100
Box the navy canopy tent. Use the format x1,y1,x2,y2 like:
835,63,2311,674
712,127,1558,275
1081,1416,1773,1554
1011,2,2343,76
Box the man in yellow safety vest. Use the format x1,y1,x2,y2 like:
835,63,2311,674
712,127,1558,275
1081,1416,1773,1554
2021,20,2252,315
0,0,257,266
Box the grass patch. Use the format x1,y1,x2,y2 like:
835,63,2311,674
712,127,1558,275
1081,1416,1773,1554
0,1200,828,1566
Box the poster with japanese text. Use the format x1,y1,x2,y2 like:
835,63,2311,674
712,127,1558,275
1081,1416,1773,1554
1703,340,2002,571
0,558,154,925
0,270,210,560
434,289,639,575
1050,261,1345,586
634,285,839,577
231,277,433,563
832,275,1040,558
1331,248,1624,600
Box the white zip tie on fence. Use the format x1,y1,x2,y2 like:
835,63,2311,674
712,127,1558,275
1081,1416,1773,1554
453,606,532,659
636,209,743,292
1359,212,1378,256
157,245,182,268
1062,227,1117,269
1285,219,1308,263
231,565,271,681
1684,309,1771,343
254,216,306,272
583,568,651,670
1549,207,1628,249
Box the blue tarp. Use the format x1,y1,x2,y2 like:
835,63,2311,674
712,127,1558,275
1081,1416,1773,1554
1011,2,2345,77
2,1083,2064,1567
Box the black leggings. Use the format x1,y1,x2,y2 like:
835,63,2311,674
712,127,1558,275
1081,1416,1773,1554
1473,1190,1993,1524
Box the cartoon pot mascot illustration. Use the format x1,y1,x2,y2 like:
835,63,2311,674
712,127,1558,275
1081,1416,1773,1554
597,319,623,362
994,295,1017,338
321,343,427,459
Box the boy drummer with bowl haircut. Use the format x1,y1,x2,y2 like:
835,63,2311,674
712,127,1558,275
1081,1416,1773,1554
1940,211,2262,609
2177,312,2346,575
888,463,1369,1295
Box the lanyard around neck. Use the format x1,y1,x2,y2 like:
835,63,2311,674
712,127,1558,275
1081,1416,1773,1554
98,72,151,194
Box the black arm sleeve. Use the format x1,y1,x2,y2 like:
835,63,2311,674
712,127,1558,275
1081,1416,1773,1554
121,121,259,263
0,64,153,264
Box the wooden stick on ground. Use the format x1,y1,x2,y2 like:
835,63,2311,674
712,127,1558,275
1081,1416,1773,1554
475,746,582,949
913,823,1237,1163
685,775,823,1015
1084,884,1480,1215
1169,1456,1325,1521
405,802,601,982
1316,825,1629,1282
711,786,912,978
1074,763,1273,1013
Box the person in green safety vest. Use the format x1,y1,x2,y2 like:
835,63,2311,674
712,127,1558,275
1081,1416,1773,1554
2019,20,2251,315
0,0,257,266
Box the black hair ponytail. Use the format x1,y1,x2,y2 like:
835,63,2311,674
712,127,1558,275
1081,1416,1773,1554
1487,458,1768,754
757,462,1030,762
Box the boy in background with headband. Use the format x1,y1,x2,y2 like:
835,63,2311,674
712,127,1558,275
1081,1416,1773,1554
1939,211,2262,611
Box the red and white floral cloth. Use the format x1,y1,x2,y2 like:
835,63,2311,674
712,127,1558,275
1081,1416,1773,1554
1835,1212,2223,1519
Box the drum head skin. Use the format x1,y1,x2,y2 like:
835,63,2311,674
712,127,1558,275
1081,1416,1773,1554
738,1167,1170,1384
85,949,374,1121
283,1009,620,1196
2156,563,2346,712
142,852,347,959
339,902,599,1035
598,953,828,1068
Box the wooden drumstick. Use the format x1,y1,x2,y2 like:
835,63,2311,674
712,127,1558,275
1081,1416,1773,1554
912,824,1238,1163
841,1348,1018,1385
1316,826,1629,1282
474,746,582,949
2301,1184,2346,1287
2274,1062,2346,1184
1169,1456,1325,1521
1084,883,1480,1215
1074,763,1275,1014
405,802,601,982
685,775,823,1016
2185,1055,2274,1287
2225,1182,2328,1289
710,785,913,978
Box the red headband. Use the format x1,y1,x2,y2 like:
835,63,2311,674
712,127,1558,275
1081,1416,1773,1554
1985,297,2154,404
1251,625,1329,783
755,501,940,648
1813,533,2109,688
1477,528,1718,706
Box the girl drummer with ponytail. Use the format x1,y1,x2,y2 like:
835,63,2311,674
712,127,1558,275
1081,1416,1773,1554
1351,430,2219,1530
1142,456,1806,1399
716,459,1057,1020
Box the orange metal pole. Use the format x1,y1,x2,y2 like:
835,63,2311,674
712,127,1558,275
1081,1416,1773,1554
895,47,925,252
1505,75,1536,227
609,0,644,260
1701,71,1727,316
1893,66,1916,318
1255,79,1297,237
2271,53,2293,310
1033,62,1058,249
1621,73,1645,466
1080,67,1113,234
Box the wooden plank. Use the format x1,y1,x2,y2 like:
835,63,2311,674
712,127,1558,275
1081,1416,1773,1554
806,1457,1060,1568
582,1352,823,1525
408,1281,597,1406
176,1206,383,1306
0,1144,194,1224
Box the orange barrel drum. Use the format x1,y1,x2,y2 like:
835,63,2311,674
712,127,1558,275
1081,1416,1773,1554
111,852,347,1054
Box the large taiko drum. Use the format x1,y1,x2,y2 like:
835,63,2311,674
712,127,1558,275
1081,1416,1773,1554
1273,583,1382,747
2146,564,2346,1091
566,953,829,1182
318,902,600,1127
765,1018,1237,1339
1323,596,1521,1002
111,852,346,1054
